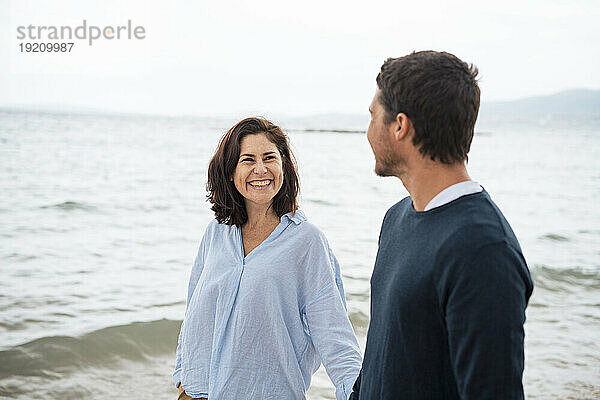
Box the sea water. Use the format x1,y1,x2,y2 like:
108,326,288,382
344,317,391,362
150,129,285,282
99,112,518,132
0,110,598,399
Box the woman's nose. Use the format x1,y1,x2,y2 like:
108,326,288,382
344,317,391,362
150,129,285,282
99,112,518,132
254,161,267,173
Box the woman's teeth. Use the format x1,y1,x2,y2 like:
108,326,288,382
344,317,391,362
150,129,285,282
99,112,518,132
248,180,271,187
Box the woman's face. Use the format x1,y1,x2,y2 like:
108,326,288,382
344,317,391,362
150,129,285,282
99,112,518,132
233,133,284,209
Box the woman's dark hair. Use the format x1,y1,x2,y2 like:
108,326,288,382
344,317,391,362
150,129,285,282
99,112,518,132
376,50,480,164
206,117,299,226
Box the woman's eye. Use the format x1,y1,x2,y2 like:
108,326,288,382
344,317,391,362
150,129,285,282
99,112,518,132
242,158,253,162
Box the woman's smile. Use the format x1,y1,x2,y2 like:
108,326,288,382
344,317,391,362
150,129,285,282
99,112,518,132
247,179,273,189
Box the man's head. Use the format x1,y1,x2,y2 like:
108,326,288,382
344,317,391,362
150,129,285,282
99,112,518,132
367,51,480,176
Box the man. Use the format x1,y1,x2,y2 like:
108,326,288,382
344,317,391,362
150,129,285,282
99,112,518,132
350,51,534,399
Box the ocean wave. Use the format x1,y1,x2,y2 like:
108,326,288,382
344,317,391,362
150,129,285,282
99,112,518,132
39,201,97,212
0,319,181,380
531,265,600,292
305,198,337,207
1,253,38,262
540,233,570,242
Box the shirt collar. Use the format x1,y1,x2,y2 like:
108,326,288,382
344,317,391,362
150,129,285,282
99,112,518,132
423,180,483,211
281,209,307,225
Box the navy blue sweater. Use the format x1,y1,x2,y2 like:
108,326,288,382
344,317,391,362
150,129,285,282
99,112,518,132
350,190,533,400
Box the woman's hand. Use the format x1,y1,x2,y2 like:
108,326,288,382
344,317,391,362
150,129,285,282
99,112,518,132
177,383,184,396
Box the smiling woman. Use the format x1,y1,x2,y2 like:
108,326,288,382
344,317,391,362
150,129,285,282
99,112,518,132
206,117,299,227
172,117,362,400
233,134,285,216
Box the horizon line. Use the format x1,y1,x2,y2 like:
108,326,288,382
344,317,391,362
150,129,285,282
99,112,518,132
1,87,597,121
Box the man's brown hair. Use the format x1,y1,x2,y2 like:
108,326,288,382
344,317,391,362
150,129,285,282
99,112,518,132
376,50,480,164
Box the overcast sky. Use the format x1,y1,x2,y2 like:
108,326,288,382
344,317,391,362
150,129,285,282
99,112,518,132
1,0,599,117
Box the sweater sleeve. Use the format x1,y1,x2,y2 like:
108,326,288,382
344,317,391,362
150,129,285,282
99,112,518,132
442,240,533,400
173,227,209,388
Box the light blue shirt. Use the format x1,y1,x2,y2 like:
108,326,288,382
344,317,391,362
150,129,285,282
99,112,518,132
173,210,362,400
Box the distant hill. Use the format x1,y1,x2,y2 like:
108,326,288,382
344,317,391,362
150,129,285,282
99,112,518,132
282,89,600,132
2,89,598,132
478,89,600,126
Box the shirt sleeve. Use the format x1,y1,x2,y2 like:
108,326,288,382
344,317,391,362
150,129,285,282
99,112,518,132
442,240,533,400
348,366,362,400
173,227,210,388
303,242,362,400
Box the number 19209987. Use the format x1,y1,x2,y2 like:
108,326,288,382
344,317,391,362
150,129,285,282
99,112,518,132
19,42,74,52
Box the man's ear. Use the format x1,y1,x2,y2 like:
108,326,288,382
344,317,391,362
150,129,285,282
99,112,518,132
392,113,412,142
